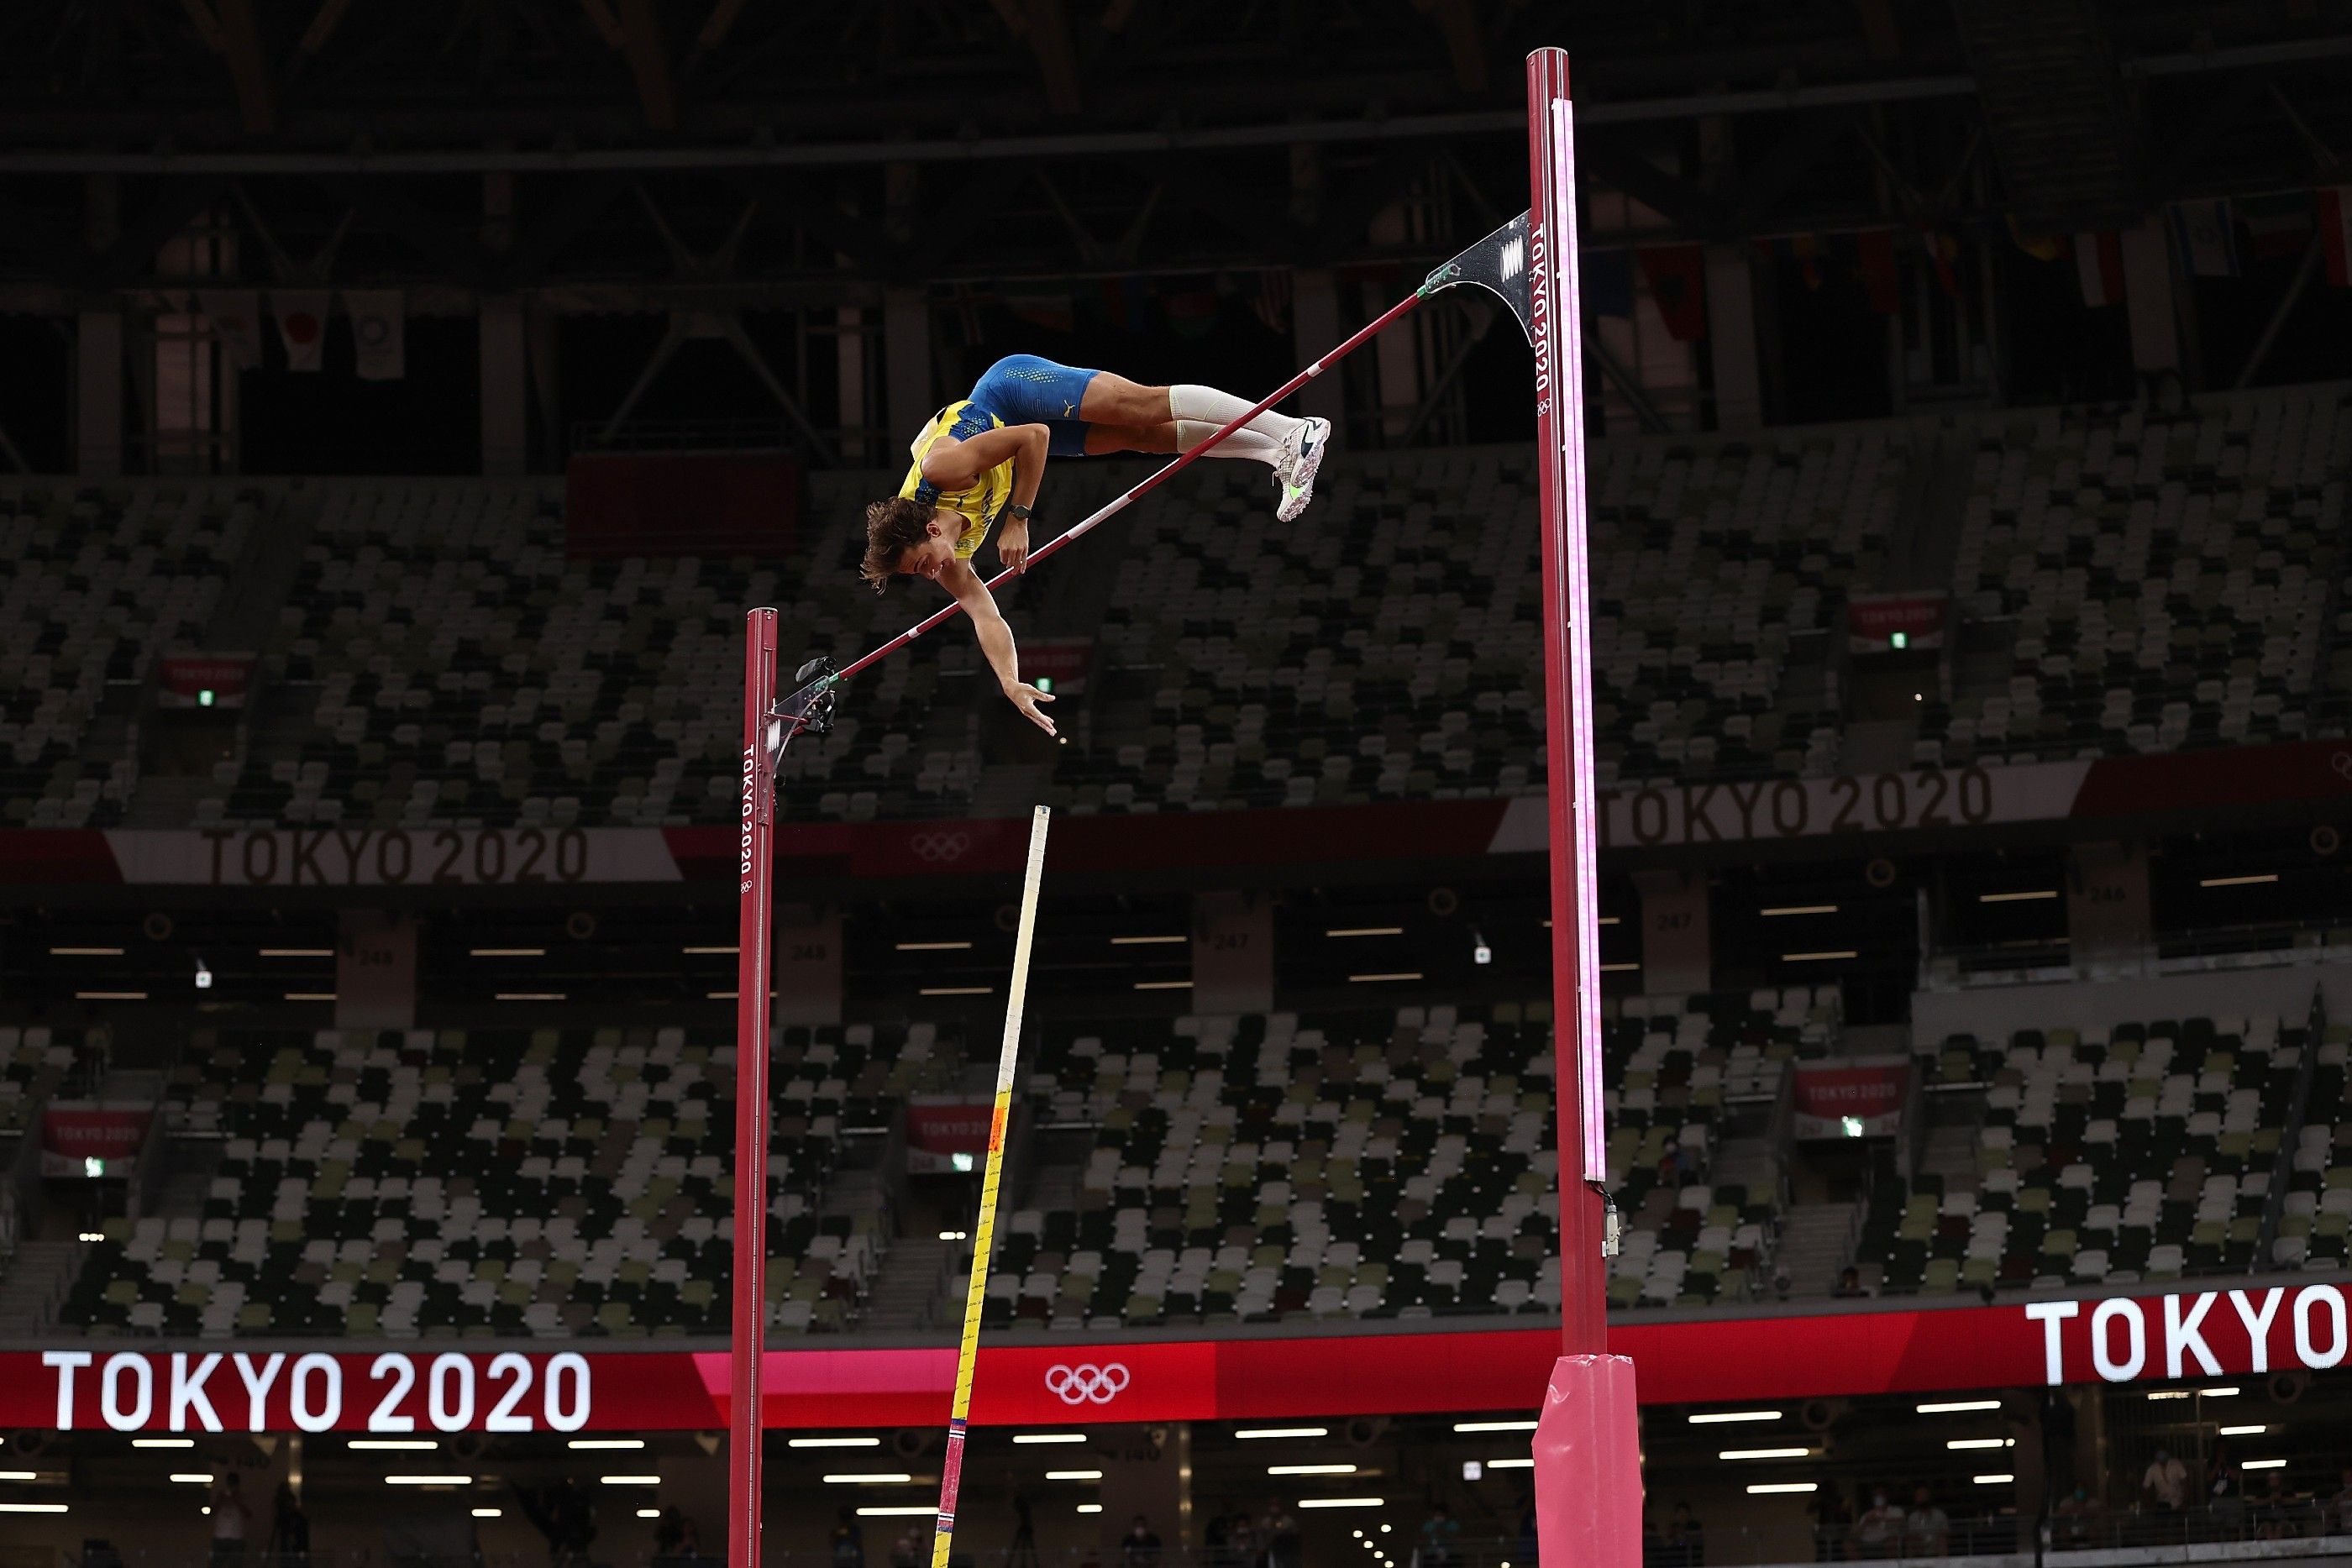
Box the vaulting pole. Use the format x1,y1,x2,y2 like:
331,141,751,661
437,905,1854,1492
932,805,1053,1568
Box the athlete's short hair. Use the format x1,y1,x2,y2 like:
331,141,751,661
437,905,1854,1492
860,496,933,591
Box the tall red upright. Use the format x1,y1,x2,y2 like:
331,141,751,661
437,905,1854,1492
1525,45,1645,1568
729,607,780,1568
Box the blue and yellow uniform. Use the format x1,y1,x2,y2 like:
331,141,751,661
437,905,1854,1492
899,400,1010,560
897,354,1101,558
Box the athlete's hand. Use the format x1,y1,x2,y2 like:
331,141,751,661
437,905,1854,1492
1002,680,1057,737
997,521,1031,574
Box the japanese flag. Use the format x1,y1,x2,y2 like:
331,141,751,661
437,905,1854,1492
270,289,333,372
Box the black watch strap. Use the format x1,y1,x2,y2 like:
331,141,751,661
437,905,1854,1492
1008,502,1034,521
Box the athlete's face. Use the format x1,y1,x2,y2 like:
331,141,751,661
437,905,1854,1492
897,517,957,581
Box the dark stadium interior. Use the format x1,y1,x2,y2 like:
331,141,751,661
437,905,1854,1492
3,2,2352,1566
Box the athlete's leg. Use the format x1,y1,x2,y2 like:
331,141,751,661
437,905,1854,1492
1079,375,1297,467
1082,422,1181,456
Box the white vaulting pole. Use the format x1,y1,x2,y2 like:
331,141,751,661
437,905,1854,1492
931,805,1053,1568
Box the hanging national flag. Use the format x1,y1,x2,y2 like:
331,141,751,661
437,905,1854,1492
1856,229,1900,315
342,290,406,381
270,289,333,372
196,288,265,371
2236,191,2313,262
2005,215,2065,263
1789,233,1825,290
1250,269,1293,333
2318,187,2352,286
945,285,982,349
2074,231,2125,308
1635,244,1706,342
1164,284,1220,341
1583,249,1635,321
2169,198,2241,278
1918,226,1961,298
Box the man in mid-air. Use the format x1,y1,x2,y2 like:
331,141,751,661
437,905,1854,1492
859,353,1330,736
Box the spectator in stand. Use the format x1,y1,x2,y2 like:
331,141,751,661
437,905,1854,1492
1902,1488,1949,1558
1120,1515,1163,1568
889,1524,922,1568
1225,1509,1257,1568
1807,1481,1852,1560
265,1481,310,1568
517,1478,596,1568
2053,1487,2096,1548
1667,1501,1705,1565
2250,1469,2296,1541
1831,1266,1869,1300
1417,1503,1462,1568
2327,1467,2352,1536
2142,1448,2189,1513
1011,1492,1039,1568
830,1507,865,1568
209,1475,255,1568
1264,1504,1299,1568
1851,1489,1904,1560
2205,1445,2245,1538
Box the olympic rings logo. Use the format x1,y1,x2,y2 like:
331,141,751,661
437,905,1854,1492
908,831,974,864
1044,1363,1131,1405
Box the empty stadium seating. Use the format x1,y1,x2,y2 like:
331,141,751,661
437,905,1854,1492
1050,432,1894,812
1923,389,2349,767
0,1026,97,1136
56,1022,919,1339
1604,988,1835,1309
62,384,2323,831
1873,1011,2311,1294
989,990,1830,1330
2280,1021,2352,1272
1000,1001,1562,1329
1,483,258,827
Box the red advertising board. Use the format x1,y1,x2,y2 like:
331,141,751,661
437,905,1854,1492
0,741,2344,887
40,1104,153,1177
156,653,255,710
1846,594,1947,653
905,1099,995,1174
1019,639,1094,693
3,1282,2343,1433
1790,1058,1908,1140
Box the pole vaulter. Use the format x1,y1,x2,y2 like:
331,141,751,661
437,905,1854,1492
730,44,1633,1568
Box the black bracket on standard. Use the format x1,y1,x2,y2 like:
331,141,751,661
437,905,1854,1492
1420,208,1536,347
764,655,839,775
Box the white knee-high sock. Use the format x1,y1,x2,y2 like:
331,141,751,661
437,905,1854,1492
1170,385,1299,452
1174,420,1284,465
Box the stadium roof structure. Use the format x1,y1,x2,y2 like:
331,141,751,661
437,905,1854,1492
0,1,2343,302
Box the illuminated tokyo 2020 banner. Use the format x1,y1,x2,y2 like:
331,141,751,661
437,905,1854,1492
3,1283,2344,1434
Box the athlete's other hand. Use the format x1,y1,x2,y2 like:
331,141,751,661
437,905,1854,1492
997,521,1031,574
1002,680,1057,737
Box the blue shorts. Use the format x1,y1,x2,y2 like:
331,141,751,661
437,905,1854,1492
968,354,1102,458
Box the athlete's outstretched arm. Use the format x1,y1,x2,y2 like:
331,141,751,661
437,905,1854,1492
942,558,1056,737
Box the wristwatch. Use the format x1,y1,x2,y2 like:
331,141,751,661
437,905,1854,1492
1007,503,1034,522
